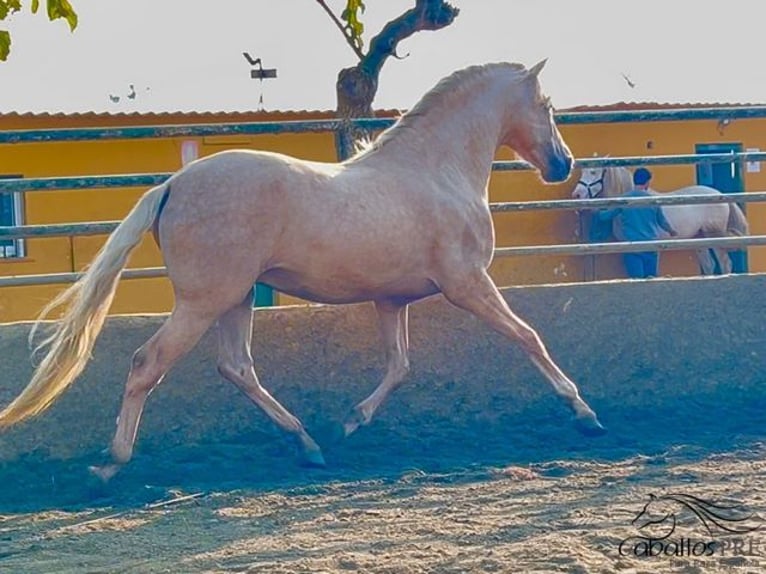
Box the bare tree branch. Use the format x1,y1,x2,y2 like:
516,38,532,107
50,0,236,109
332,0,460,159
362,0,459,77
314,0,365,60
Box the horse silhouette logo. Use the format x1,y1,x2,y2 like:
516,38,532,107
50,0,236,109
619,492,764,559
631,492,763,539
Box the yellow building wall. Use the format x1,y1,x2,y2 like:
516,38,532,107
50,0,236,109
0,112,339,321
1,111,765,321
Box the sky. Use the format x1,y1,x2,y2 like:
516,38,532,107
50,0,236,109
0,0,765,114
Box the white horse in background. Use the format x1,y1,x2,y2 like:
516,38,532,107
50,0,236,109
572,165,749,274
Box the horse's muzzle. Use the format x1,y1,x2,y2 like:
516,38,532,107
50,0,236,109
544,152,573,183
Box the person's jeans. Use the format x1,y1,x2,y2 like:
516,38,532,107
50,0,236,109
623,251,659,278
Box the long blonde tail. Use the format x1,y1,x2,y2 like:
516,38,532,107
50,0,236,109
0,183,170,428
727,203,749,237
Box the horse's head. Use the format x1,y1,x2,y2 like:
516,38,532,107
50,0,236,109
501,59,573,183
631,494,678,539
572,166,608,199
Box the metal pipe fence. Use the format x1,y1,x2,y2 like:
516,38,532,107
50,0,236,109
2,105,766,144
4,152,766,194
3,107,766,288
3,235,766,289
2,190,766,240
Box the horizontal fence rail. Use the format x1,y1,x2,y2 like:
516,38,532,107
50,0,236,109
555,106,766,125
3,152,766,194
3,236,766,288
0,118,395,144
0,174,171,193
495,151,766,171
3,192,766,240
495,236,766,258
0,222,119,239
4,108,766,290
491,191,766,212
0,267,167,288
2,106,766,144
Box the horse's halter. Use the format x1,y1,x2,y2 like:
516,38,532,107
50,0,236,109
576,168,607,198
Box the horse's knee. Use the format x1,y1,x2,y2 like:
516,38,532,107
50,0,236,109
217,355,254,387
217,361,244,382
130,347,149,373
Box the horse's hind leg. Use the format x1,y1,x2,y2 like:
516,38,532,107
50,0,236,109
440,270,605,436
695,249,716,275
216,296,324,467
89,303,218,482
715,249,732,274
700,221,733,274
343,300,410,437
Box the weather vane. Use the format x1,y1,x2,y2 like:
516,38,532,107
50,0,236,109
243,52,277,110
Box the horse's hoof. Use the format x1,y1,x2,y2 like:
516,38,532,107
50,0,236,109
343,420,360,438
574,415,607,437
342,407,368,438
300,448,327,468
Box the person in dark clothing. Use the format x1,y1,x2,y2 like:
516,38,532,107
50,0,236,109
597,167,677,278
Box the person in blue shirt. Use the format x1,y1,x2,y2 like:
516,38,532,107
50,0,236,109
597,167,677,278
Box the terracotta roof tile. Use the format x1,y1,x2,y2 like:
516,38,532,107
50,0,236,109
560,101,765,112
0,109,403,120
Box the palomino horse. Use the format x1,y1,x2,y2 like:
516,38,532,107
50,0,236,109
0,60,605,482
572,165,749,274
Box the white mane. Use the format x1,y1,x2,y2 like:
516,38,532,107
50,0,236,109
351,62,528,160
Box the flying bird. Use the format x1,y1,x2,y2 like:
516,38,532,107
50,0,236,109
127,84,136,100
109,94,120,103
621,73,636,89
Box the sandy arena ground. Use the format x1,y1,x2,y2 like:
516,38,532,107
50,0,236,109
1,439,764,573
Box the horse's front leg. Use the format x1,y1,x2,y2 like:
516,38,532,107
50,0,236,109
344,300,410,436
440,270,605,436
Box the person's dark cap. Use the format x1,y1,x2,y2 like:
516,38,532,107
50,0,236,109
633,167,652,185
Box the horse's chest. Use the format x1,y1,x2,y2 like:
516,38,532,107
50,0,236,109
456,208,495,258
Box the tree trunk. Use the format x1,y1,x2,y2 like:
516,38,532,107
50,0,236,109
332,0,460,161
336,65,378,160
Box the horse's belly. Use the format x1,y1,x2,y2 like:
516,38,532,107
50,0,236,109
663,203,727,238
258,267,439,304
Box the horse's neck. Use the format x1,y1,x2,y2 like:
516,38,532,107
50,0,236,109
353,78,506,196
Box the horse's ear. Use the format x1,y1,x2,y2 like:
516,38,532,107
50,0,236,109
528,59,548,78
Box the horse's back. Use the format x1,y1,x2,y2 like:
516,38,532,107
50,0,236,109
661,185,729,237
173,148,339,192
162,149,344,222
666,184,721,197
